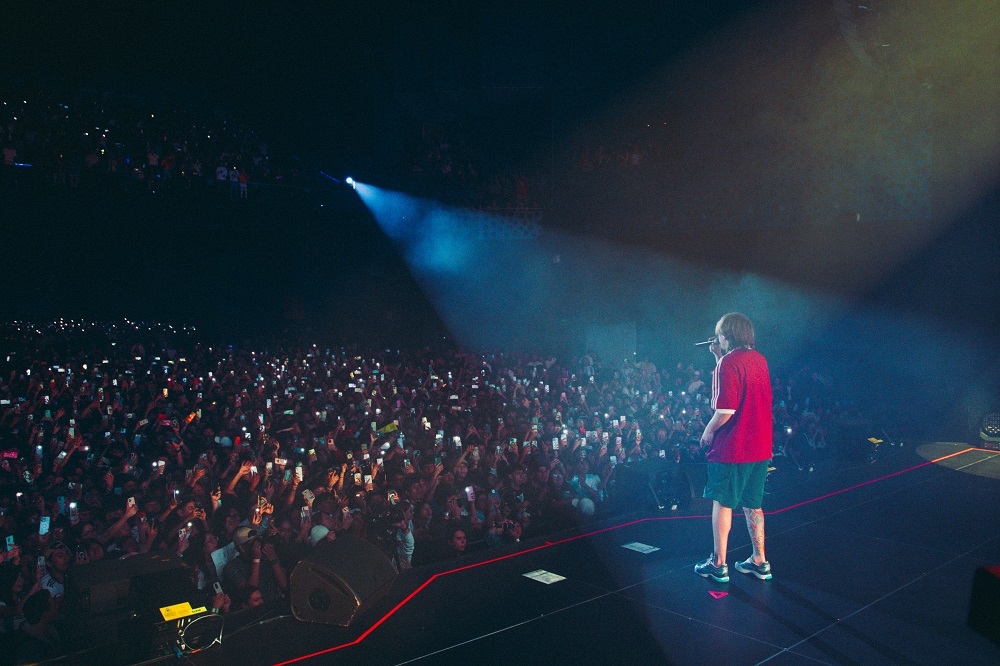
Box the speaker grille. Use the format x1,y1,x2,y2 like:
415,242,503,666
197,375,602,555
289,536,397,627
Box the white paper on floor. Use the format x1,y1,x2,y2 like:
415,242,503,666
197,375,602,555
523,569,567,584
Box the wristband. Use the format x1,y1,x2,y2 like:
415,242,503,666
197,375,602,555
252,558,261,563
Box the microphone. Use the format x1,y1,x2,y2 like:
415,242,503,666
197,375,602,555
694,337,718,347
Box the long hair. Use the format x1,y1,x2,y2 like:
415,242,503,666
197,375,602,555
716,312,755,349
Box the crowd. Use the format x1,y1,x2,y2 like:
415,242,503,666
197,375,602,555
0,88,304,197
0,320,837,662
1,87,555,209
573,142,646,172
406,122,548,209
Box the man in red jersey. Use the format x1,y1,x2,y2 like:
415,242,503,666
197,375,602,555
694,313,773,583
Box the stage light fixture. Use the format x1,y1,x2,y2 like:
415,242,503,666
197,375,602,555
980,409,1000,448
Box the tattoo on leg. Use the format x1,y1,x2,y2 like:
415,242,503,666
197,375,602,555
745,508,765,559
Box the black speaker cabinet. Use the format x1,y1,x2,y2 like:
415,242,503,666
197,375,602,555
63,551,195,655
290,535,398,627
612,457,705,512
968,565,1000,646
67,551,193,615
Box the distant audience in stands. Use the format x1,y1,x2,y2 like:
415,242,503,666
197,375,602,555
0,88,302,198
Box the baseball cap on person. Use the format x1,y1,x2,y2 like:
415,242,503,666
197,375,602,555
308,525,330,547
45,541,70,557
232,526,257,547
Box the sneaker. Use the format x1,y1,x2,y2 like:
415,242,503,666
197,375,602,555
734,557,772,580
694,556,729,583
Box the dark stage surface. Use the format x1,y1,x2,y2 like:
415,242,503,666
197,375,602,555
133,443,1000,665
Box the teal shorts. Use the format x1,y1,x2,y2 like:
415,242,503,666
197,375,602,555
703,460,770,509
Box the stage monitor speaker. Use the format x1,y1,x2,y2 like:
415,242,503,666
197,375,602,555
64,551,195,655
612,457,702,511
290,535,397,627
968,565,1000,646
67,551,193,616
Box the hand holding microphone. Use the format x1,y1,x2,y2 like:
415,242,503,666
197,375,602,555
695,336,724,360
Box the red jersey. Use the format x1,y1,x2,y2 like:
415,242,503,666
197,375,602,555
708,348,773,463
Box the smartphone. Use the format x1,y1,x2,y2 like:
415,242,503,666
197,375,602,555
213,581,224,595
302,489,315,503
250,465,258,476
274,457,287,466
465,486,475,502
388,490,399,504
5,535,14,551
295,464,304,482
353,472,362,485
300,506,311,521
127,497,136,510
39,516,51,536
36,445,43,458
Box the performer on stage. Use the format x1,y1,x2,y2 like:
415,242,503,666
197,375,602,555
694,312,773,583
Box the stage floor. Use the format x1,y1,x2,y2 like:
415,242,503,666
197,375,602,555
178,443,1000,665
